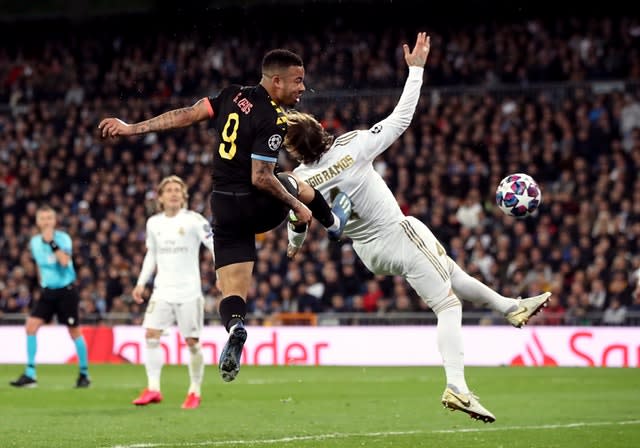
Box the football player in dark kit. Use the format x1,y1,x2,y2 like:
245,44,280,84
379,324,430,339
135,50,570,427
99,49,352,382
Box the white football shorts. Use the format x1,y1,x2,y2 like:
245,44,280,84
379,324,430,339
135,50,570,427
352,216,452,308
142,295,204,339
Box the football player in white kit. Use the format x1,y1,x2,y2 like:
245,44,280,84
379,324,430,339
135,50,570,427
284,32,551,423
131,175,215,409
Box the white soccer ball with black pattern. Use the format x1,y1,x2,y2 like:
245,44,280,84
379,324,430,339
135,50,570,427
495,173,541,218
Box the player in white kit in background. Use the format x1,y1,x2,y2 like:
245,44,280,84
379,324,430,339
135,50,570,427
131,175,215,409
285,32,551,423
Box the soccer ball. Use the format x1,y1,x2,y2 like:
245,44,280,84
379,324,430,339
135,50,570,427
495,173,541,218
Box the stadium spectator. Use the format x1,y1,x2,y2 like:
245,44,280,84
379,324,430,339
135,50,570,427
539,295,566,325
602,298,628,325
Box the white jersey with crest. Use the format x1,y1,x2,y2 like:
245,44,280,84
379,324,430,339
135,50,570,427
294,66,455,305
137,208,214,303
294,66,424,244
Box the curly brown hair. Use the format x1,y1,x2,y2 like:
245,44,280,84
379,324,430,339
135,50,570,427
283,110,334,164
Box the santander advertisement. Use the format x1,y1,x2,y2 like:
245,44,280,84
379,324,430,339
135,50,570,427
1,325,638,367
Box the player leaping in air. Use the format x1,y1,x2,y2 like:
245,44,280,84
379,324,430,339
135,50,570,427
283,32,551,423
99,48,352,384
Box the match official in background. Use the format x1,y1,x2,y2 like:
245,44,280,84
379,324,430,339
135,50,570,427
10,205,90,388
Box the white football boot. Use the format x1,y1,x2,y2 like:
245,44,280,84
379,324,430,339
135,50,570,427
505,292,552,328
442,384,496,423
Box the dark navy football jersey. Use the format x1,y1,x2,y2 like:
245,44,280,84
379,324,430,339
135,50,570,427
208,84,288,192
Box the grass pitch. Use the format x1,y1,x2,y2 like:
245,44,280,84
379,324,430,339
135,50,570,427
0,364,638,447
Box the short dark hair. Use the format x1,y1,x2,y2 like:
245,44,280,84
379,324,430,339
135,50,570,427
262,49,303,74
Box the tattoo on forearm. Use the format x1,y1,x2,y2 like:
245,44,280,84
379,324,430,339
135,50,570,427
253,161,298,208
133,107,194,134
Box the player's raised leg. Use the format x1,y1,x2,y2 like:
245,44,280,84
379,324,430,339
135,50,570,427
447,257,551,327
505,292,552,328
328,192,352,241
282,173,352,259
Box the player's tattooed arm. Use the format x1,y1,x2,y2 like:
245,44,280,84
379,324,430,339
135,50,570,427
99,98,211,138
251,160,300,208
251,160,312,224
131,99,211,134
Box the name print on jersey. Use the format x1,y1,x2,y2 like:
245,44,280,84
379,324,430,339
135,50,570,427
232,93,253,114
304,155,355,188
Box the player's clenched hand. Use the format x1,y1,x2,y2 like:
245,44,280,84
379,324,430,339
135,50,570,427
291,202,312,225
403,32,430,68
132,285,146,304
98,118,134,138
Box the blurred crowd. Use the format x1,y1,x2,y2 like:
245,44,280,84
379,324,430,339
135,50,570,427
2,12,640,326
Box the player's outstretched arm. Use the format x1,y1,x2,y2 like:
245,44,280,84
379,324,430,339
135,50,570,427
98,98,212,138
360,32,431,161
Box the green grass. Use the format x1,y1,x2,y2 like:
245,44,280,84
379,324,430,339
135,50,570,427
0,364,638,448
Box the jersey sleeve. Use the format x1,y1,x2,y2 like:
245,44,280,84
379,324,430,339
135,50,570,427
29,237,37,260
207,93,221,120
250,110,287,164
195,213,215,259
360,66,424,162
207,86,234,121
137,219,157,286
144,219,156,252
57,232,73,254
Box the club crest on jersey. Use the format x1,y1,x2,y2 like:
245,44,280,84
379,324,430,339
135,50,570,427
370,124,383,134
268,134,283,151
178,227,185,235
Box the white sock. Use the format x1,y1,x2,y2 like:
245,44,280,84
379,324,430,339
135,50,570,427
327,214,340,232
188,343,204,396
449,260,517,314
287,222,307,248
145,338,163,391
436,301,469,393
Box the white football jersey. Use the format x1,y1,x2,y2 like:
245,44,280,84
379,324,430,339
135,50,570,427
137,209,214,303
293,66,424,243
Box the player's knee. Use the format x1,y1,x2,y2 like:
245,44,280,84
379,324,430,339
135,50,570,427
430,292,461,315
68,326,82,339
187,341,201,354
146,338,161,349
25,317,43,334
276,172,299,197
145,328,162,339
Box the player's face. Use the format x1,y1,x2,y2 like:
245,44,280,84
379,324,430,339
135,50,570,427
36,210,56,232
276,66,306,107
159,182,185,212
